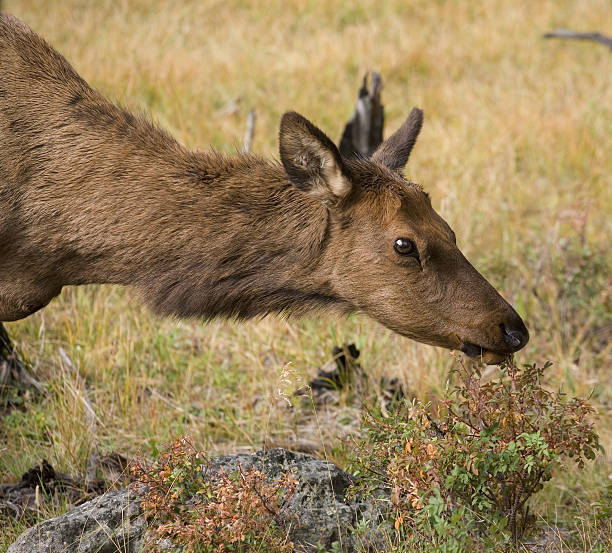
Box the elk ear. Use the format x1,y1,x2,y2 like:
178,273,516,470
279,111,351,204
371,107,424,173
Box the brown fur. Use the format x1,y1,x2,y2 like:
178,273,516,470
0,13,528,364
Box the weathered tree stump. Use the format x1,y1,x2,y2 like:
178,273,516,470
338,72,385,158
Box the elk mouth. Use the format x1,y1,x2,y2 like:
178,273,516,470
460,341,510,365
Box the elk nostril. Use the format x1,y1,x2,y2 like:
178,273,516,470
501,323,528,352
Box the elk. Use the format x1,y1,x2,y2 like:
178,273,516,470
0,12,528,366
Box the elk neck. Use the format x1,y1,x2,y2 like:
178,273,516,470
28,103,348,319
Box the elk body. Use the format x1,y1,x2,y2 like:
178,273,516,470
0,13,528,364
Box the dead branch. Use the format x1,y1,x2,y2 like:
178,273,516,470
544,29,612,51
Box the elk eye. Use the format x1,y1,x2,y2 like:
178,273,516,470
393,238,419,258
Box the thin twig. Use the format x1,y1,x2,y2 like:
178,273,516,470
58,346,98,431
243,108,256,154
544,29,612,51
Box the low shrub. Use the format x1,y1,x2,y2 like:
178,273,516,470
131,437,297,553
345,358,602,552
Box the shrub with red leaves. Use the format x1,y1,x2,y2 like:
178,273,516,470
131,437,297,553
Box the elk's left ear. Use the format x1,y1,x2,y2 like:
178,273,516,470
279,112,352,204
371,107,424,173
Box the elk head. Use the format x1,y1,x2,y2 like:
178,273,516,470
279,109,528,364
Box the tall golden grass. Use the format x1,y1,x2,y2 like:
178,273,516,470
1,0,610,550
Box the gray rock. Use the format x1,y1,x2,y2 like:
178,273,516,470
8,449,389,553
7,487,146,553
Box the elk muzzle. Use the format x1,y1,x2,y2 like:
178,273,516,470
460,312,529,364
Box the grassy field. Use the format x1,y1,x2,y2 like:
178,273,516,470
1,0,610,550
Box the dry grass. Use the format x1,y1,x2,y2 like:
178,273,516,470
1,0,610,551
